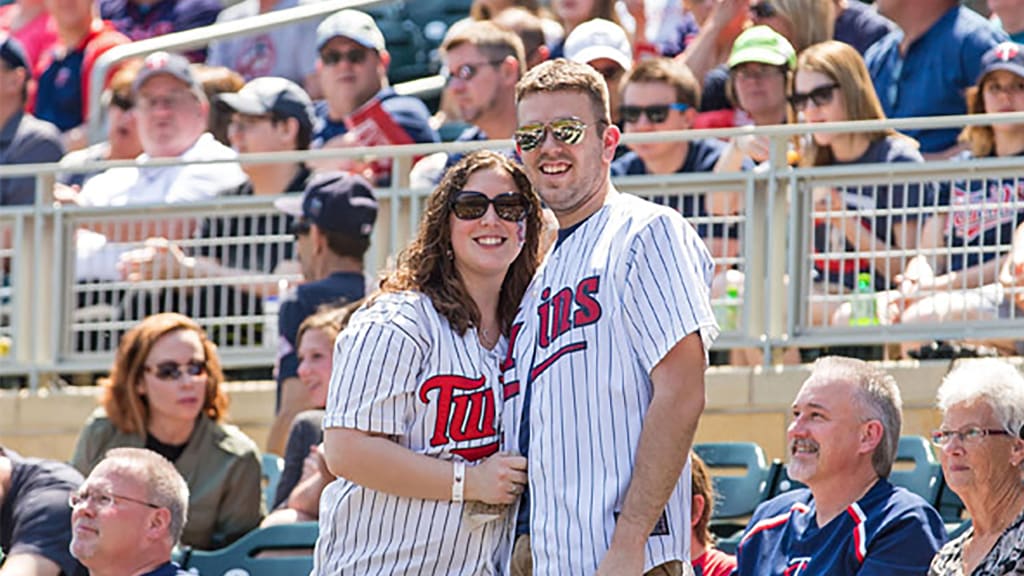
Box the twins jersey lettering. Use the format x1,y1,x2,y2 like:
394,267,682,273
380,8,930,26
734,479,947,576
502,192,718,574
314,291,513,575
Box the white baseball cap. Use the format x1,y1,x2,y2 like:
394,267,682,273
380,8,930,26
563,18,632,73
316,9,386,52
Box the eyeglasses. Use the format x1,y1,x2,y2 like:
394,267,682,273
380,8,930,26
136,91,198,113
514,118,593,152
983,78,1024,98
69,488,161,510
144,360,207,381
929,426,1012,447
291,219,312,239
441,61,502,85
750,2,777,19
619,103,690,124
450,191,531,222
731,64,784,82
320,47,371,66
789,83,840,112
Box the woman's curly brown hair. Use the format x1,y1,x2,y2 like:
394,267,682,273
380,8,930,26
379,150,543,335
100,313,229,436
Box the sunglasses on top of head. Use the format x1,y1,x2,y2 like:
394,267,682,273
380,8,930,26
514,118,594,152
789,83,840,112
450,191,531,222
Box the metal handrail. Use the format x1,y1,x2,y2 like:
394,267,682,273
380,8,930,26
5,114,1024,386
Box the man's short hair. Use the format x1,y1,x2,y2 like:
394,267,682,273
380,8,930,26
621,57,701,110
323,229,371,260
491,7,546,65
441,20,526,76
810,356,903,478
95,448,190,545
516,58,610,125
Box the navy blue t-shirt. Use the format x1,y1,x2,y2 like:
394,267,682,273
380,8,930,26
0,448,87,576
833,0,896,55
100,0,221,60
276,271,366,407
611,137,746,238
734,479,946,576
865,5,1006,153
939,149,1024,272
813,135,933,290
35,49,87,132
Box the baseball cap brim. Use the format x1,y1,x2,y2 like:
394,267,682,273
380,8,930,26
571,46,631,72
274,195,304,218
980,62,1024,83
218,92,271,116
728,47,791,69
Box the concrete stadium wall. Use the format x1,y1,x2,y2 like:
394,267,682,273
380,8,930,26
0,360,969,463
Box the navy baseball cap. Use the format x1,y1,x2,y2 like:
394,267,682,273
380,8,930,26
979,41,1024,83
275,172,378,238
0,34,30,71
218,77,316,131
133,51,201,95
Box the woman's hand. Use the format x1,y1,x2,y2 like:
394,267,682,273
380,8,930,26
464,454,527,505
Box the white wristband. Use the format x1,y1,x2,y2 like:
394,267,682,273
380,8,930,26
452,461,465,503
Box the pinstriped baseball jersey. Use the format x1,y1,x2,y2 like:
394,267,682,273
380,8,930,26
313,291,514,576
501,192,718,575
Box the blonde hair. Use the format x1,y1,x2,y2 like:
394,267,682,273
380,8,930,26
768,0,835,52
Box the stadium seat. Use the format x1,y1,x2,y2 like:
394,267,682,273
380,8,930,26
693,442,772,539
764,459,806,500
261,453,283,512
889,435,942,505
179,522,319,576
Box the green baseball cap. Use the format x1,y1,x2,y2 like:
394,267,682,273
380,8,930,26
727,25,797,70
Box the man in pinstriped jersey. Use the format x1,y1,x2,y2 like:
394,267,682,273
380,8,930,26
503,58,718,576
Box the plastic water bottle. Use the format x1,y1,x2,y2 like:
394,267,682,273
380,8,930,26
849,272,878,327
714,284,741,331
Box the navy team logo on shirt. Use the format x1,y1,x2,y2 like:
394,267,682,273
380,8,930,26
947,180,1024,242
419,375,498,461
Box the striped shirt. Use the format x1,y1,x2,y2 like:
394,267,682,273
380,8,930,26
314,291,513,575
503,191,717,574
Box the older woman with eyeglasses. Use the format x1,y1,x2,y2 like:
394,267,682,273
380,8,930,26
929,358,1024,576
70,312,263,550
313,150,543,574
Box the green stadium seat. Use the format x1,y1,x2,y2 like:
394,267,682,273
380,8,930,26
693,442,772,540
261,453,283,512
890,435,942,505
180,522,318,576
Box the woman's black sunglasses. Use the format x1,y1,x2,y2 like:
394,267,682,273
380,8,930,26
450,191,531,222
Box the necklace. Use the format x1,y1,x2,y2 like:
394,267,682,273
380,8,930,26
478,327,499,349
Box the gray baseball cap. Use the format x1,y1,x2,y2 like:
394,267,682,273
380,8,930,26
218,77,315,131
132,51,201,95
316,9,386,52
